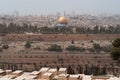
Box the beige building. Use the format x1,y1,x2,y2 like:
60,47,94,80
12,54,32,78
40,67,50,78
48,68,58,77
0,69,6,76
42,72,53,80
15,72,37,80
58,74,69,80
59,68,67,74
91,76,110,80
0,68,120,80
5,70,12,75
69,74,80,80
12,70,23,77
30,71,41,79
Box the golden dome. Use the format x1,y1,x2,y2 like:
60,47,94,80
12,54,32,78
58,17,68,24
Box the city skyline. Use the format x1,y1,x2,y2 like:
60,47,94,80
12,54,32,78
0,0,120,15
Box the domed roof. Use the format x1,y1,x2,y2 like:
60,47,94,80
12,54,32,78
58,17,68,24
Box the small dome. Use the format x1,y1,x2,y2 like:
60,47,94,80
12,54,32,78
58,17,68,24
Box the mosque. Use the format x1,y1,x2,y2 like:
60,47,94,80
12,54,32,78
55,16,69,28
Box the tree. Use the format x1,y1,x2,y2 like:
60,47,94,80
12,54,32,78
77,64,82,74
84,64,90,75
101,65,107,75
2,44,9,49
0,48,2,52
47,44,62,52
66,45,85,52
91,65,100,76
93,43,101,52
71,40,75,44
99,27,106,33
67,65,74,74
112,38,120,47
111,47,120,60
111,38,120,60
93,43,101,49
25,41,32,48
93,25,99,34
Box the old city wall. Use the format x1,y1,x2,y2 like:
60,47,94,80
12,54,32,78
0,34,120,75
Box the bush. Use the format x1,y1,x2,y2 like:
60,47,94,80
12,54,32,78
33,46,40,50
47,44,62,52
112,38,120,47
66,45,85,51
25,41,32,48
111,47,120,60
93,43,101,49
111,38,120,60
2,44,9,49
101,47,111,52
87,48,95,52
0,48,2,52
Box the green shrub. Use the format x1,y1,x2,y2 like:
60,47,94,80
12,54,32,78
34,46,40,50
47,44,62,52
0,48,2,52
93,43,101,49
2,44,9,49
111,47,120,60
111,38,120,60
25,41,32,48
112,38,120,47
66,45,85,51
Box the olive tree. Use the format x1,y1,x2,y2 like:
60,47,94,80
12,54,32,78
47,44,62,52
111,38,120,60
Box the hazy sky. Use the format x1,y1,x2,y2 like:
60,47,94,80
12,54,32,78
0,0,120,15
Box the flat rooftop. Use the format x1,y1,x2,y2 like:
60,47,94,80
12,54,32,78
59,68,67,72
40,67,49,72
43,72,53,77
12,70,23,74
69,74,80,78
48,68,57,72
30,71,41,75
